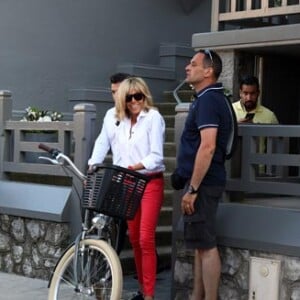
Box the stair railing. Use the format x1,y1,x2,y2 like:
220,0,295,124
173,80,187,104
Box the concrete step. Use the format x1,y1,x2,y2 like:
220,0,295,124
164,144,176,159
164,140,176,152
156,102,177,115
164,177,174,191
158,206,173,226
163,115,175,128
165,128,174,143
156,225,172,246
164,157,176,173
163,189,174,207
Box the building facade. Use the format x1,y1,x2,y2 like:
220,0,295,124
0,0,210,116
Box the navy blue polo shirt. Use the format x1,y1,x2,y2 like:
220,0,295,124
177,83,232,186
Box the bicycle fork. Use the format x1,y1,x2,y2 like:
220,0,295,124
73,231,86,293
72,213,112,294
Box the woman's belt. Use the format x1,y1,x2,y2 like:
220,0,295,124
147,172,163,180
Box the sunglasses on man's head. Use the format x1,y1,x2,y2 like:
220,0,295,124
203,49,214,66
125,93,145,103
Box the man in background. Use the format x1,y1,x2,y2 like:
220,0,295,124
232,75,279,175
89,72,131,167
88,72,131,255
232,75,278,124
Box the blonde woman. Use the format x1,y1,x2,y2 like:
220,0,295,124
115,77,165,300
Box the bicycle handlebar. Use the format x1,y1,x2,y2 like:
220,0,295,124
38,143,86,180
38,143,61,158
38,143,52,152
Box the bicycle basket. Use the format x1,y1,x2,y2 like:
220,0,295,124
82,165,148,220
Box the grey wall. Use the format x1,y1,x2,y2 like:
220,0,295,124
0,0,211,115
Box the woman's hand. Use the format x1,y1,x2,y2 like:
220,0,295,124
128,162,144,171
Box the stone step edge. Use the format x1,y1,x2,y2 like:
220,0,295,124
160,206,172,212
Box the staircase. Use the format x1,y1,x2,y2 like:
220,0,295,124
155,98,177,271
154,88,194,270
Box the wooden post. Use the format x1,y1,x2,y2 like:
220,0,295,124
0,91,12,180
211,0,220,31
70,103,97,238
73,103,97,174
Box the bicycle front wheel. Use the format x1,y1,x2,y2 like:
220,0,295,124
48,239,123,300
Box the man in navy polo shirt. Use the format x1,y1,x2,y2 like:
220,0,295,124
177,50,232,300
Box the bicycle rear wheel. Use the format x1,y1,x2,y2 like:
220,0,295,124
48,239,122,300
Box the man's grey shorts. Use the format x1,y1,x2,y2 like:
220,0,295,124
183,185,224,249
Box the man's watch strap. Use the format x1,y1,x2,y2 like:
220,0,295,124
187,185,198,194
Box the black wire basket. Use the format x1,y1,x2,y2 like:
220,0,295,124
82,164,149,220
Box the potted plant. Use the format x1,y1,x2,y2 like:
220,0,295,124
21,106,63,122
21,106,63,162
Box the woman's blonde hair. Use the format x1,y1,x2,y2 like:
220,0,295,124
115,76,154,120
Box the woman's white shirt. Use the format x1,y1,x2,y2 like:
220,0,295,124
115,108,165,174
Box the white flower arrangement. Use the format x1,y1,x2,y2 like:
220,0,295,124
21,106,63,122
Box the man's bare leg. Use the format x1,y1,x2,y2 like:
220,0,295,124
191,247,221,300
202,247,221,300
191,250,204,300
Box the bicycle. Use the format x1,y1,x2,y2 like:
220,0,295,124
38,143,148,300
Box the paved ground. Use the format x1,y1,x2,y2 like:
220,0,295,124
0,268,171,299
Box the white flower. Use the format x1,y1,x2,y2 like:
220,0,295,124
38,116,52,122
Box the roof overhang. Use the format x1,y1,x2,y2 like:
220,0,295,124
192,23,300,56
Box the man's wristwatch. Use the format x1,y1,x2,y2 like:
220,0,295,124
187,185,198,194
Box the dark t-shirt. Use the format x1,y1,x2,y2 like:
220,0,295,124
177,83,232,186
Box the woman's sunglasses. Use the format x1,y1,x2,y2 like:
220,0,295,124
125,93,145,103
